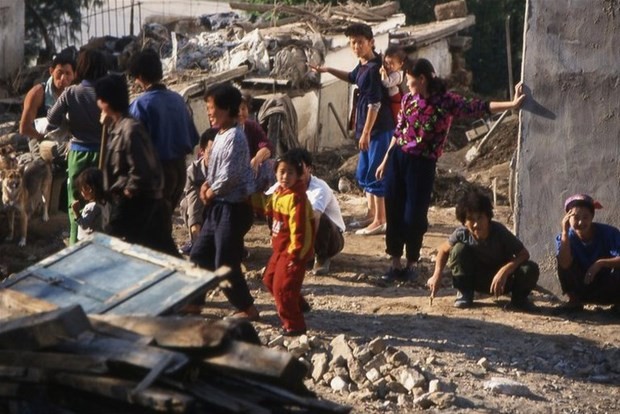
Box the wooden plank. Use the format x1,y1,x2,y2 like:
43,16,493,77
0,305,91,350
0,288,58,320
130,354,174,396
89,315,241,349
0,350,108,375
186,380,271,414
89,318,154,345
204,340,307,386
54,373,194,413
53,336,189,374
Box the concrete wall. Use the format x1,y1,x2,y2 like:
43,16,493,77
0,0,24,78
516,0,620,294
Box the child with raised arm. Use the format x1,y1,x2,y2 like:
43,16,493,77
376,58,526,283
258,151,315,336
310,23,394,236
71,167,106,241
380,46,407,124
427,190,539,310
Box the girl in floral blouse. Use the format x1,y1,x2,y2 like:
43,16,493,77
375,58,525,282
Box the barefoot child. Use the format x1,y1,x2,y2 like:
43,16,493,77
258,151,315,336
380,46,407,124
71,167,106,241
426,190,539,310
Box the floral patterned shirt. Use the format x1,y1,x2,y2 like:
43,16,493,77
394,91,490,160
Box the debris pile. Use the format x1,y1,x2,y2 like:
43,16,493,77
259,332,459,411
0,301,351,413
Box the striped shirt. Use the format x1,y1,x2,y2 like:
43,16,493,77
207,126,255,203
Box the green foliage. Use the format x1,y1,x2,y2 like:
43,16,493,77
466,0,526,98
25,0,103,59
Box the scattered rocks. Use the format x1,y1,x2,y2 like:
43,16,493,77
261,332,455,408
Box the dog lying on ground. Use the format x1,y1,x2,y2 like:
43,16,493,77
1,158,52,247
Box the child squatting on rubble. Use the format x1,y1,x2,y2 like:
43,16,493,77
71,167,106,241
255,151,315,336
426,190,540,310
555,194,620,312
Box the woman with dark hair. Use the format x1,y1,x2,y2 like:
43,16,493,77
95,74,178,256
376,58,526,282
48,48,108,244
555,194,620,312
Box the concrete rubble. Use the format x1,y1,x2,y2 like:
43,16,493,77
259,331,461,410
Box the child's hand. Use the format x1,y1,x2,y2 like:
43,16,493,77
426,274,441,297
512,81,526,109
561,211,574,235
490,268,510,296
70,200,81,217
584,261,602,285
359,131,370,151
376,160,387,180
308,64,327,73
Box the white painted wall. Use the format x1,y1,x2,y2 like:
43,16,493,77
0,0,24,78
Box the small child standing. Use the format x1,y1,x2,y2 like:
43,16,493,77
380,47,407,125
259,151,315,336
178,128,218,255
427,190,539,310
71,167,106,241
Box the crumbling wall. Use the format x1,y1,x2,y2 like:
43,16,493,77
516,0,620,294
0,0,24,79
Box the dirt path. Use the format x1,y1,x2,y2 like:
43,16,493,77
199,196,620,413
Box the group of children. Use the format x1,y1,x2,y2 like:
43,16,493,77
65,22,620,337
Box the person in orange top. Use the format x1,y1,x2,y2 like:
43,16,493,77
260,151,315,336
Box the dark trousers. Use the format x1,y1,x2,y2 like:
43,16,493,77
190,201,254,311
449,242,539,301
314,215,345,261
106,196,179,257
557,261,620,305
161,157,187,212
263,251,308,331
384,149,436,262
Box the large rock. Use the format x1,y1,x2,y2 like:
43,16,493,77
330,334,354,364
311,353,328,382
483,377,532,397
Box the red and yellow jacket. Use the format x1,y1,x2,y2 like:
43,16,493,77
257,180,315,263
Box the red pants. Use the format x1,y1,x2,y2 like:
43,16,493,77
263,252,307,331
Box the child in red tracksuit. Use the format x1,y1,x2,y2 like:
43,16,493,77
260,152,315,336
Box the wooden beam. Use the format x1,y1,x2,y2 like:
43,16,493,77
203,340,307,387
54,373,195,413
0,305,91,350
0,350,108,375
53,336,189,374
0,288,57,320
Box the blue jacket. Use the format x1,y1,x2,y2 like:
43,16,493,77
129,85,199,161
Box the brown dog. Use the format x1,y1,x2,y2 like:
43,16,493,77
1,159,52,247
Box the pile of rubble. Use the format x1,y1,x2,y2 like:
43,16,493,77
259,331,460,411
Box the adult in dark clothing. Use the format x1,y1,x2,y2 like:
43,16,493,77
95,74,178,256
128,49,199,212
